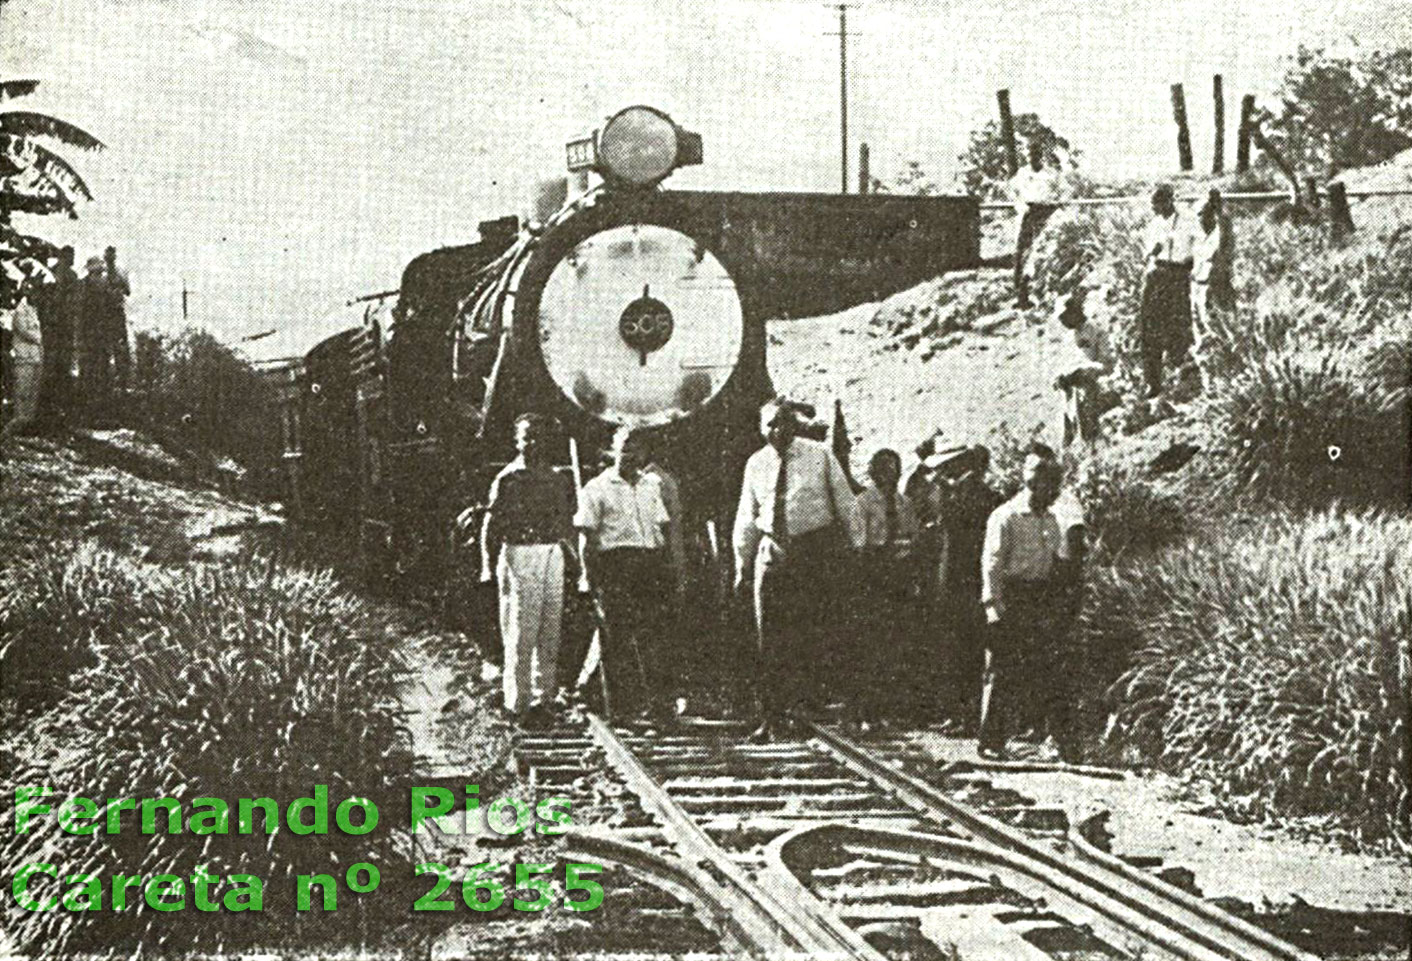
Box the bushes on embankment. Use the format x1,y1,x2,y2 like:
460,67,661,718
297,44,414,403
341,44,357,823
0,546,415,957
1090,509,1411,846
1025,200,1411,845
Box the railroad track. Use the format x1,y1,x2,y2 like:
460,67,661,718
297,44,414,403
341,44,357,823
509,713,1325,961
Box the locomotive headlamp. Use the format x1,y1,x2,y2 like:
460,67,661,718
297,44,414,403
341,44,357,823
568,106,703,187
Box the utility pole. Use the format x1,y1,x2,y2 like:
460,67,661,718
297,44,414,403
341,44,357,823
838,3,849,193
825,3,859,193
181,280,189,324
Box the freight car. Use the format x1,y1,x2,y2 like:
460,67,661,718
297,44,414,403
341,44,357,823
279,106,979,636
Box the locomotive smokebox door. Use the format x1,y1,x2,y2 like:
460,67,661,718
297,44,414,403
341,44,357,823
618,284,674,365
537,222,744,428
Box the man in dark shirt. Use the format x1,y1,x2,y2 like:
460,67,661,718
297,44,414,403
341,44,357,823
480,413,578,725
34,246,79,430
940,446,1004,727
77,255,130,421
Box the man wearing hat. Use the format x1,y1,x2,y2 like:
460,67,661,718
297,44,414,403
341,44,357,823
734,397,862,741
1055,286,1115,447
77,254,130,421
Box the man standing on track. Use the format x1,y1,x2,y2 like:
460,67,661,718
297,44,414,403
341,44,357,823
576,426,675,722
481,413,578,728
1138,184,1195,401
734,398,862,742
979,444,1079,760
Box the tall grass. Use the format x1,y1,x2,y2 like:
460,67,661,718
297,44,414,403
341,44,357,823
1092,508,1411,846
0,548,416,957
1215,343,1410,507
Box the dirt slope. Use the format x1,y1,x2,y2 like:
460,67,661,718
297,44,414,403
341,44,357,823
768,267,1077,471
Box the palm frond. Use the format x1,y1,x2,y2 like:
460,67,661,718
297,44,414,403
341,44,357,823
1,132,92,201
0,181,74,218
0,111,104,151
26,139,92,200
0,80,42,103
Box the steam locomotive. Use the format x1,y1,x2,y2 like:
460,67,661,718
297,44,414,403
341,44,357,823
277,106,979,617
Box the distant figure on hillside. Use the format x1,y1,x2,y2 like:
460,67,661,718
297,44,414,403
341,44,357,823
34,246,79,430
77,255,131,422
1,279,44,432
1137,185,1194,400
104,246,131,303
1009,138,1064,309
1190,189,1236,393
1054,287,1116,447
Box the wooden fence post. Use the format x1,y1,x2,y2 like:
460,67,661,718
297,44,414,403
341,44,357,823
1171,83,1193,172
1248,123,1300,202
997,89,1018,178
1328,181,1355,240
1212,75,1225,174
858,142,870,195
1237,94,1255,172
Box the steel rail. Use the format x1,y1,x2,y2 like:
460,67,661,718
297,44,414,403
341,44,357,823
584,713,886,961
766,822,1229,961
567,830,770,960
1067,815,1324,961
806,721,1320,961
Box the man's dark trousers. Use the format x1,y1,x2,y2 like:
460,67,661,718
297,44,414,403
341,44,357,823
593,547,671,717
978,579,1073,753
1014,202,1058,306
1138,262,1193,396
752,527,841,724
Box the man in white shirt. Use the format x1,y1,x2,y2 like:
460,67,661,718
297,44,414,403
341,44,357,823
1010,139,1064,309
855,448,921,721
979,444,1080,760
1138,185,1195,399
1055,287,1116,447
576,426,674,721
734,398,863,740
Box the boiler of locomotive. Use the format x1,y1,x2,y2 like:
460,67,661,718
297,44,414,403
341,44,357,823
536,222,744,427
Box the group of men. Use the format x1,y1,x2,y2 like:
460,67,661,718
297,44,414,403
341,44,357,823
476,399,1087,761
476,414,685,728
2,244,132,432
1011,138,1238,438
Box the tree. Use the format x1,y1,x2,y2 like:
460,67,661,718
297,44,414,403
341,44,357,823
0,79,103,307
1,79,103,222
1265,46,1412,177
958,112,1072,198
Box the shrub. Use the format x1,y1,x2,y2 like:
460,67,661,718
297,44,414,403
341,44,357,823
1072,464,1186,562
131,328,281,495
0,549,415,957
1030,204,1146,308
1092,508,1411,845
0,545,159,713
1215,344,1410,507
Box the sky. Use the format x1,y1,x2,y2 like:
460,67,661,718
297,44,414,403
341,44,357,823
3,0,1409,357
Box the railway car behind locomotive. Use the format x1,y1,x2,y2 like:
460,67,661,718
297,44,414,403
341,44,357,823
281,106,979,651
